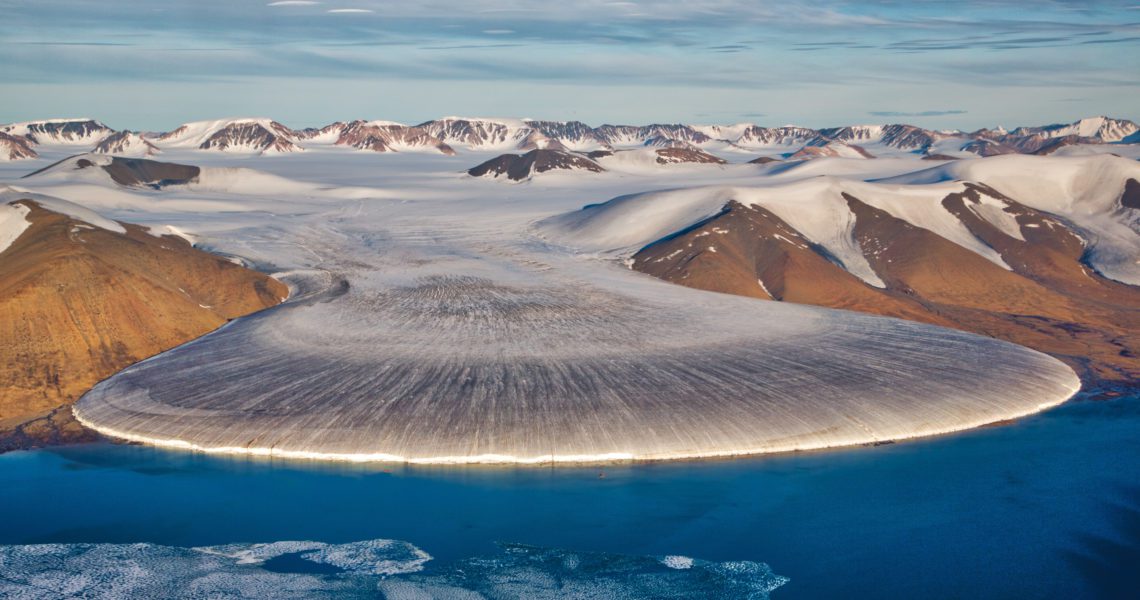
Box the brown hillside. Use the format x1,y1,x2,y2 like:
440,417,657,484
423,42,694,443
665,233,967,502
633,194,1140,385
0,201,287,450
633,201,944,325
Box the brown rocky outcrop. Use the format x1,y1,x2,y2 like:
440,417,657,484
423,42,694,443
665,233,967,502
633,191,1140,385
654,147,727,164
0,201,287,450
0,132,38,161
468,149,605,181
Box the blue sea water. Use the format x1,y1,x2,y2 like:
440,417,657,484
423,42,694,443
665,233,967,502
2,393,1138,598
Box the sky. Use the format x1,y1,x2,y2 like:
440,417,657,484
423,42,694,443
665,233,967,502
2,0,1139,131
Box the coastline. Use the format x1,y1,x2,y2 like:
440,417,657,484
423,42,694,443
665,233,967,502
69,361,1081,467
1,263,1102,465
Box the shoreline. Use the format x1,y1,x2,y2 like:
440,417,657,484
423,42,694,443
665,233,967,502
12,347,1139,466
0,259,293,456
2,268,1104,465
69,373,1081,467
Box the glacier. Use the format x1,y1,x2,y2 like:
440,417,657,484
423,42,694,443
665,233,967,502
0,147,1086,464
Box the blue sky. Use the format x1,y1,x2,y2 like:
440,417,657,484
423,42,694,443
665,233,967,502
2,0,1138,130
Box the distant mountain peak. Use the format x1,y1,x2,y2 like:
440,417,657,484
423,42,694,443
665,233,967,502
0,114,1135,162
153,118,301,154
0,132,38,161
1,119,113,146
467,148,605,181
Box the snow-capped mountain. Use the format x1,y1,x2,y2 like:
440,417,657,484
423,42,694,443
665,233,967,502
416,117,529,150
951,116,1140,158
0,132,38,161
152,118,302,154
814,124,944,151
733,126,818,149
333,121,456,155
692,123,754,141
537,153,1140,382
1009,116,1138,143
19,154,201,189
294,122,347,144
0,114,1135,162
0,119,114,146
515,130,564,152
467,149,605,181
542,153,1140,289
584,147,728,172
1020,135,1090,156
641,135,704,150
791,140,875,159
413,118,713,153
652,147,727,165
92,131,159,157
959,138,1018,157
525,120,610,151
0,186,286,431
815,124,887,145
593,124,713,149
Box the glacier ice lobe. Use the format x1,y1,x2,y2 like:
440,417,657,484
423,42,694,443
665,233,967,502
74,232,1080,463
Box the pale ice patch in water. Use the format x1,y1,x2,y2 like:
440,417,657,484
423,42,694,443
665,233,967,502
195,540,329,565
0,540,787,600
661,555,695,569
0,542,368,599
195,539,431,575
299,539,433,575
383,543,788,599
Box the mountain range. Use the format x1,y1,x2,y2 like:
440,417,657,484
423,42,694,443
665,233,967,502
1,115,1136,160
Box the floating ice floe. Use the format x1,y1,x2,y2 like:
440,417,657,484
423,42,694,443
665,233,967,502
0,540,787,600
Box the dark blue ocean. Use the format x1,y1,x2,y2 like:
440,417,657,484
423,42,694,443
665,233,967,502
2,392,1137,598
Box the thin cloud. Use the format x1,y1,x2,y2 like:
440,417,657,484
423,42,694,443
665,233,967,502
420,43,526,50
9,41,135,47
2,0,1137,129
869,110,968,117
708,44,749,53
1079,36,1140,45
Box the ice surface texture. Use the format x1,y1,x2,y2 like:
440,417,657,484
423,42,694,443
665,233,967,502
0,539,783,599
74,238,1080,463
40,150,1085,464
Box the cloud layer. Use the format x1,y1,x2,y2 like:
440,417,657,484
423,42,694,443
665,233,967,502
870,110,968,118
2,0,1137,129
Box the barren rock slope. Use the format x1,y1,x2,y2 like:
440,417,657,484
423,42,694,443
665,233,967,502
0,200,286,450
